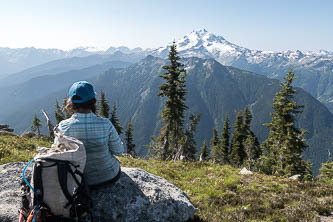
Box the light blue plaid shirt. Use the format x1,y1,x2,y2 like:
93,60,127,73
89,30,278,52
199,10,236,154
57,112,124,186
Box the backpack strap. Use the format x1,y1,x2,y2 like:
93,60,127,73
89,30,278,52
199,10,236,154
57,161,77,207
33,161,44,206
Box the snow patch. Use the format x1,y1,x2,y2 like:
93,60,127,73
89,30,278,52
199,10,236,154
140,88,150,101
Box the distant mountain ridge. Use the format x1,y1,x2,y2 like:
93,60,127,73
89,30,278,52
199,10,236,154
2,29,332,112
0,46,148,76
0,53,137,88
152,29,333,70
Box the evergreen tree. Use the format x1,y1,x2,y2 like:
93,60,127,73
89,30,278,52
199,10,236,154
125,121,136,157
230,111,247,167
242,106,261,169
220,114,230,164
157,42,188,160
319,161,333,182
243,106,252,132
261,69,310,177
55,99,65,124
98,91,110,118
110,103,123,135
176,113,201,161
210,128,220,163
244,135,259,170
199,139,209,161
31,114,42,136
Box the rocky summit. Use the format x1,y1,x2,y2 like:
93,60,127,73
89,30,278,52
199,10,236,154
0,162,196,222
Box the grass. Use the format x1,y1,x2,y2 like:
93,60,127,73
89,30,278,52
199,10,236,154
119,156,333,222
1,134,333,221
0,134,52,164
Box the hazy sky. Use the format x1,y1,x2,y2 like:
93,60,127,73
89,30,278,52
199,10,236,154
0,0,332,51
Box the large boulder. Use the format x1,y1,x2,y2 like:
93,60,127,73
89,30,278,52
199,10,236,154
0,162,196,222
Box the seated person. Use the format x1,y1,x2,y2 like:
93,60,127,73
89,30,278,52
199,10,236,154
57,81,124,189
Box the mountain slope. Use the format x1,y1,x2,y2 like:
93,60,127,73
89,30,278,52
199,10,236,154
3,56,332,174
0,54,133,88
0,61,132,122
151,29,333,113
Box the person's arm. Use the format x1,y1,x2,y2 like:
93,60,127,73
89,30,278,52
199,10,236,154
108,122,124,156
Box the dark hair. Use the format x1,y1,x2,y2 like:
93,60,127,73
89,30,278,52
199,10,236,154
65,96,97,114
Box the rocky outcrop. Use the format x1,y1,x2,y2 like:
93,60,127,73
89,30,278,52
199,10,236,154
0,124,14,132
0,162,196,222
0,124,15,136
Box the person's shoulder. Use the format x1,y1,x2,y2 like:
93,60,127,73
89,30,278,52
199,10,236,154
58,116,76,129
92,114,112,124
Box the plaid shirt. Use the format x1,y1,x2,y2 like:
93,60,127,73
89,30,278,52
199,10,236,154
57,112,124,186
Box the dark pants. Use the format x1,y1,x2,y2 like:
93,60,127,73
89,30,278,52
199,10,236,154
88,169,121,190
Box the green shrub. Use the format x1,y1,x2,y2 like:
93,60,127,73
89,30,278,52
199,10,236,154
319,161,333,183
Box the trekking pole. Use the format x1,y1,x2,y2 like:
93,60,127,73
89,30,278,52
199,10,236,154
18,209,24,222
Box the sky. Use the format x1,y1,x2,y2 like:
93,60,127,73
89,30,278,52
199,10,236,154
0,0,332,51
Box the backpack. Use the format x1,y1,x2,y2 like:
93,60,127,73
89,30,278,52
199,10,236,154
19,130,92,222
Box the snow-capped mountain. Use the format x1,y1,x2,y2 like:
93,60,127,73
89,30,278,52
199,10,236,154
152,28,333,73
151,29,333,112
152,29,249,64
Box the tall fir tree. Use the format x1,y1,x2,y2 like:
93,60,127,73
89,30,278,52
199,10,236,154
199,139,209,161
31,114,42,136
98,91,110,118
125,121,136,157
156,42,188,160
261,69,310,177
220,114,230,164
230,111,247,167
110,103,123,135
210,128,220,163
55,99,65,124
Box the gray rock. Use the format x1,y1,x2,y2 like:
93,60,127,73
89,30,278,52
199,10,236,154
0,162,196,222
289,174,301,180
239,167,253,175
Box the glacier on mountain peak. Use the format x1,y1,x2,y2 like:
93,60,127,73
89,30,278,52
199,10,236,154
150,29,333,71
